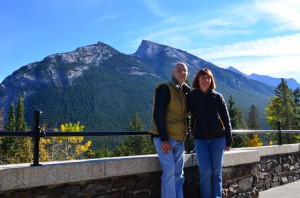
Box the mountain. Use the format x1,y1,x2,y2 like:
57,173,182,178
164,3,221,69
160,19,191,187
0,40,276,130
249,74,299,90
0,41,160,130
227,66,300,90
227,66,248,78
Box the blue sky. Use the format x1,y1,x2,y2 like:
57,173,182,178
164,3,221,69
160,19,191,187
1,0,300,83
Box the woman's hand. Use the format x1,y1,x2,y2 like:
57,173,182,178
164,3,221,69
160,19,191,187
225,146,231,151
160,141,172,154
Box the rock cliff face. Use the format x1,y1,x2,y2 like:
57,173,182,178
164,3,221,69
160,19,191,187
0,40,275,129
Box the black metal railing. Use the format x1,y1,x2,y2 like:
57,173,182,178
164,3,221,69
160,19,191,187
1,110,300,166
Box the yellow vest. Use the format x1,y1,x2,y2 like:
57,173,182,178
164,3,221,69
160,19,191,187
150,81,188,141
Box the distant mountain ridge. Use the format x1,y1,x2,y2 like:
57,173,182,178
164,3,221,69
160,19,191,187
227,66,300,90
1,40,277,130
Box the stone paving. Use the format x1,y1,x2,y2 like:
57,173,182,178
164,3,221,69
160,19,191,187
259,180,300,198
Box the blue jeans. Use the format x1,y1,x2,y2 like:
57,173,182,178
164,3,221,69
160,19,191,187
154,137,185,198
195,137,226,198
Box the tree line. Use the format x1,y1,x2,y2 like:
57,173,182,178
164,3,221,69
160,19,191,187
230,79,300,146
0,79,299,164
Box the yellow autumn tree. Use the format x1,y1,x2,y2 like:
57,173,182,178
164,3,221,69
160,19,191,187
247,134,263,147
39,122,93,162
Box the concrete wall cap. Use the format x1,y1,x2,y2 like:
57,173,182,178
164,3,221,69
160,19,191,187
0,144,299,192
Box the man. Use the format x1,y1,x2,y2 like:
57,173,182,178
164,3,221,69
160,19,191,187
150,62,190,198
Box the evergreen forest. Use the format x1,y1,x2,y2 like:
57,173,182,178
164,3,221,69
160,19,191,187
0,79,300,164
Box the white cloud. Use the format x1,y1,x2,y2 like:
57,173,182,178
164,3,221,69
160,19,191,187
144,0,169,18
133,0,300,83
139,0,300,46
191,33,300,58
255,0,300,31
190,33,300,82
137,2,258,48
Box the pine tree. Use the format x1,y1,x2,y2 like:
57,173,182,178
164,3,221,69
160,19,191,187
265,79,298,144
1,99,32,164
0,108,4,130
111,112,155,156
15,95,32,163
16,95,27,131
236,107,247,129
228,95,247,147
248,105,260,130
275,79,295,130
292,88,300,129
293,88,300,104
129,112,144,131
6,102,15,131
247,105,264,146
228,95,238,129
0,108,5,163
1,103,18,163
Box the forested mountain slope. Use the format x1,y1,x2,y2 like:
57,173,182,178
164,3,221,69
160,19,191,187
0,40,275,130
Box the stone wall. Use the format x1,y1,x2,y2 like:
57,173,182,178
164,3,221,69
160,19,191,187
222,152,300,198
0,144,299,198
221,144,300,198
0,172,163,198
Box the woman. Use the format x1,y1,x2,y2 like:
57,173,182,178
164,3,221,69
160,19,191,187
187,68,233,198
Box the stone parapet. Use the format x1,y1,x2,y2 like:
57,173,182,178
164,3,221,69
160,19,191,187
223,149,259,167
236,143,300,156
0,155,160,191
0,149,260,192
0,144,299,197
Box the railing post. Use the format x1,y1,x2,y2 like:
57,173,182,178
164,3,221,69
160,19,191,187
277,120,282,145
31,110,42,166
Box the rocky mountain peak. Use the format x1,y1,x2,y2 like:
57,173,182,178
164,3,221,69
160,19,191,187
133,40,168,58
133,40,202,69
0,41,123,97
42,42,118,66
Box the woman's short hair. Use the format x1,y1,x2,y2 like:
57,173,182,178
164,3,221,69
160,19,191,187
192,68,216,89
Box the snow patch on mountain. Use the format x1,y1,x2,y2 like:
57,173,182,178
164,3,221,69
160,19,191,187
47,65,60,80
43,42,116,66
23,73,35,81
74,43,116,65
165,47,186,60
130,71,149,76
129,71,161,79
60,53,78,63
68,66,89,82
129,66,160,78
